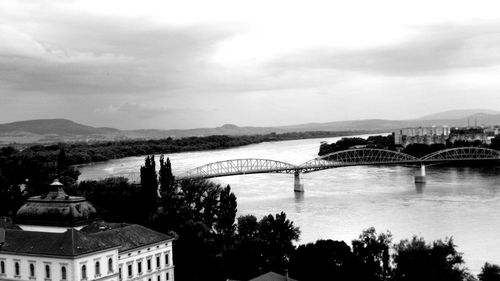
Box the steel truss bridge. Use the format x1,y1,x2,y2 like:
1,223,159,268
97,147,500,192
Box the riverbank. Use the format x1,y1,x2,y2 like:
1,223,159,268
27,130,378,167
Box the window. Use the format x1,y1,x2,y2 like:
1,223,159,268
45,265,51,279
127,264,132,278
81,265,87,280
61,266,67,280
156,256,160,268
165,253,169,266
166,272,169,281
157,275,161,281
15,262,20,276
119,267,122,281
95,261,100,276
147,259,151,271
137,262,142,275
0,261,5,274
30,264,35,277
108,258,113,273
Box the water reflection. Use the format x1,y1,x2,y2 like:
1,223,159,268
294,191,305,202
415,182,425,194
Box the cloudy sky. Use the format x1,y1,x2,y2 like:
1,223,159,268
2,0,500,129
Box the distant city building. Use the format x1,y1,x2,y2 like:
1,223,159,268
0,180,175,281
448,127,491,145
394,126,450,147
394,125,499,147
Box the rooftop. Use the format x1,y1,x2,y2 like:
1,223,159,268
15,180,99,227
0,228,116,257
81,221,175,252
249,272,298,281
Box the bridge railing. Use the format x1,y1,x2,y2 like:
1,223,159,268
180,158,299,179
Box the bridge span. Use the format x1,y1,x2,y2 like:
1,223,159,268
92,147,500,192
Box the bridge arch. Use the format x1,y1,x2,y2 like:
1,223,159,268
299,148,419,173
420,147,500,162
180,158,298,179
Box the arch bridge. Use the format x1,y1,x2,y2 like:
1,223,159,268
90,147,500,192
177,147,500,192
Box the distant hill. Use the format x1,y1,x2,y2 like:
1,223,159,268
418,109,500,120
2,109,500,145
0,119,118,135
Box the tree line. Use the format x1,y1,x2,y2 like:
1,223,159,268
5,130,370,166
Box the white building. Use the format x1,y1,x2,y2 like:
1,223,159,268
0,180,175,281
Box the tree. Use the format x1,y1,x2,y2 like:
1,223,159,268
140,155,159,221
215,185,237,241
68,177,149,223
258,212,300,273
236,215,259,241
289,239,355,281
479,263,500,281
393,236,471,281
57,146,68,173
351,227,392,281
230,215,261,279
173,220,225,281
159,155,175,194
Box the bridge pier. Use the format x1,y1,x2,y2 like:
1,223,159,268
415,164,426,183
294,171,304,192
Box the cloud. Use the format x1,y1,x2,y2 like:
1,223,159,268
271,22,500,76
0,7,235,95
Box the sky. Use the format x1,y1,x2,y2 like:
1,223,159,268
2,0,500,129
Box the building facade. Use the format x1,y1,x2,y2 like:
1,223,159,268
394,126,450,147
0,181,174,281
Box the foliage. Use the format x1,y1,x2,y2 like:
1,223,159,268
352,227,393,281
258,212,301,272
150,171,239,281
236,215,260,240
224,212,300,280
159,155,175,194
289,239,356,281
392,236,471,281
67,177,150,223
478,263,500,281
214,185,237,242
319,135,394,155
0,144,80,216
140,155,159,220
402,143,447,158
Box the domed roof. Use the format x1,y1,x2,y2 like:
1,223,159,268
15,180,99,227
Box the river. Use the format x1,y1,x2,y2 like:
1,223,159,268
77,134,500,273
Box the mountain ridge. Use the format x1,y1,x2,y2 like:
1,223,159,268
1,109,500,144
417,109,500,120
